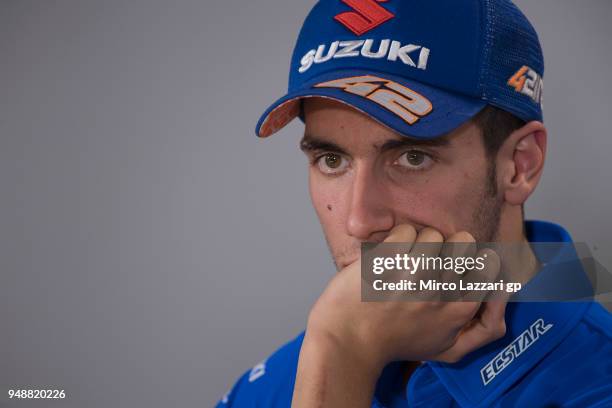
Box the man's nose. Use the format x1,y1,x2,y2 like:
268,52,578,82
345,165,394,241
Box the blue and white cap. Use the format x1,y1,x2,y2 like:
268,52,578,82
256,0,544,139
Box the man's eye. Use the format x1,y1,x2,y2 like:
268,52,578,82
315,153,349,174
394,150,433,171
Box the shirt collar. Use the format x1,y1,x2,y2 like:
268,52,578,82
419,221,592,408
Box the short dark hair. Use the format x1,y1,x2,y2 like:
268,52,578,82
474,105,526,158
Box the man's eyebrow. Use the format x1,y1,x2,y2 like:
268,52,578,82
300,133,451,154
378,136,451,152
299,134,347,154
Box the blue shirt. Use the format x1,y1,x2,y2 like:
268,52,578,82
216,221,612,407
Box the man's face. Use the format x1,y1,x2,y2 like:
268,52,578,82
301,98,503,271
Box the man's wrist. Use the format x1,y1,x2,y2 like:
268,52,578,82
305,310,390,374
292,329,384,407
304,327,386,374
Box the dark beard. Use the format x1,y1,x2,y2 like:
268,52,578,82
471,161,503,243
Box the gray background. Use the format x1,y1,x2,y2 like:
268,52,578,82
0,0,610,406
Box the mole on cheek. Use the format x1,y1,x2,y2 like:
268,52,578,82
327,204,333,211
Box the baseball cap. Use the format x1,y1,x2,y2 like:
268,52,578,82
256,0,544,140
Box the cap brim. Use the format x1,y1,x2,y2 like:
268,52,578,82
256,69,487,140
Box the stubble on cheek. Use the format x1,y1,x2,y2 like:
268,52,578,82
318,212,359,272
326,238,360,272
459,162,503,243
424,161,502,243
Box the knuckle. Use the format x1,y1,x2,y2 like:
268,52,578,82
494,321,507,339
481,248,500,263
449,231,475,243
418,227,444,242
440,352,462,364
457,302,480,320
388,224,417,242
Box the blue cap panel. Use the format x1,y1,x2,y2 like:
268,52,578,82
257,0,545,138
480,0,544,122
290,0,485,97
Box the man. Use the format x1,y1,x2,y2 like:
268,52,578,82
217,0,612,406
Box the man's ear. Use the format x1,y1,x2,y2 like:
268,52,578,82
497,121,547,205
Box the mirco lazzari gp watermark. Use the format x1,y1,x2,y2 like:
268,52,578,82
361,242,612,303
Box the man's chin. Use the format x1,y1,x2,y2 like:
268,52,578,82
337,258,358,271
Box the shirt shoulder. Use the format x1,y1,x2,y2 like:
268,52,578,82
215,331,305,407
583,301,612,338
501,302,612,407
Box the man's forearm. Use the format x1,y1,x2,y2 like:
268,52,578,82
292,330,383,408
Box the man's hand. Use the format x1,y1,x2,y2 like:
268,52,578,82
292,224,508,408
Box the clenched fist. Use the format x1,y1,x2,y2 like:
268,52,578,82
292,225,507,408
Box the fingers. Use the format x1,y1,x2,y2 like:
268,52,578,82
381,225,418,264
459,248,501,302
436,232,477,300
439,231,476,260
435,299,508,363
447,231,476,244
384,224,417,244
383,225,445,260
411,227,444,258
